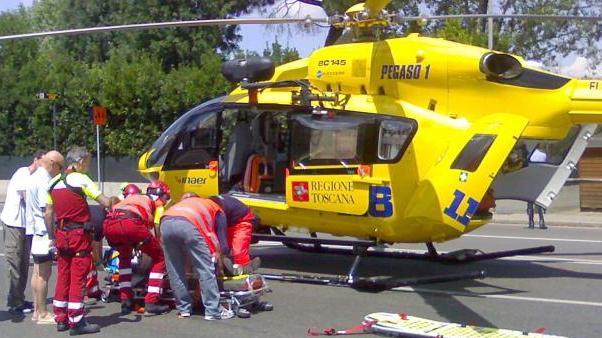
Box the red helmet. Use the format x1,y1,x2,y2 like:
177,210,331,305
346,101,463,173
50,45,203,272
121,183,141,198
146,180,171,202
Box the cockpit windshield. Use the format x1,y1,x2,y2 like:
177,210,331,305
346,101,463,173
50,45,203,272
145,97,224,168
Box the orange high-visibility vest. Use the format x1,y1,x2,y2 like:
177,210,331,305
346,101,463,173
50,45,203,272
162,197,221,256
113,194,155,226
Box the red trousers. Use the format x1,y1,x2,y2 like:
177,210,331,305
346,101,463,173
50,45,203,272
53,228,92,328
103,217,165,304
228,210,254,265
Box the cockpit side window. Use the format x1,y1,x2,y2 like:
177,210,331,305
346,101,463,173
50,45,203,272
163,111,220,170
145,98,224,169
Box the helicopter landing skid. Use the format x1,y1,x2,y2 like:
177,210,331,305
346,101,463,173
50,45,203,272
261,249,487,292
252,232,555,264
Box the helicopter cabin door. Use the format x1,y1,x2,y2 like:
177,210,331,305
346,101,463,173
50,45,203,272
406,113,528,232
159,109,221,199
286,113,370,215
492,124,597,208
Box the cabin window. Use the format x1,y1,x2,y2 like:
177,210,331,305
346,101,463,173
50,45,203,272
451,134,496,172
378,120,414,161
291,112,417,168
310,128,358,160
291,114,370,166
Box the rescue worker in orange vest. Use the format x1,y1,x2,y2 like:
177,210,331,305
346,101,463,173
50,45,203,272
160,193,234,320
209,195,261,275
45,147,116,335
85,183,141,302
103,181,170,315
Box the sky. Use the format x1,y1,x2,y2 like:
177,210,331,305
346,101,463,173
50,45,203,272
0,0,600,77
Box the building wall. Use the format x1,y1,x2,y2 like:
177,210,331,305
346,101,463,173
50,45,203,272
579,148,602,211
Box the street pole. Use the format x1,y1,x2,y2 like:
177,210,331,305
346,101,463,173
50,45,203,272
487,0,494,50
92,104,107,192
52,101,57,149
96,124,102,191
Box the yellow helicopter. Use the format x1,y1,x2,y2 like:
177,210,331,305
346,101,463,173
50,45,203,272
2,0,601,266
132,0,602,261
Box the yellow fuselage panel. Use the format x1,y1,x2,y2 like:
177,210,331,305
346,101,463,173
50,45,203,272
307,37,449,115
145,34,602,244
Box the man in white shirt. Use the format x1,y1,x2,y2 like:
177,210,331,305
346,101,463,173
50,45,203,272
26,150,64,324
1,151,45,315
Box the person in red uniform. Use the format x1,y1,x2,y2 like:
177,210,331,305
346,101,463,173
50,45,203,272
83,184,139,303
45,147,115,335
103,181,170,315
209,195,261,275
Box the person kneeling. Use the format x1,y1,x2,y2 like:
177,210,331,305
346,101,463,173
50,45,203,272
209,195,261,275
103,181,170,316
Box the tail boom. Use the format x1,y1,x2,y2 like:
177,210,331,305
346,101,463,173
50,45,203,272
570,79,602,123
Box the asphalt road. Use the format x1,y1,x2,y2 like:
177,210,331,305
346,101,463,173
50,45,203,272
1,221,601,338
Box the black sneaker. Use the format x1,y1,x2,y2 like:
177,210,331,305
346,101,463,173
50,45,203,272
242,257,262,274
222,257,235,276
8,303,33,315
121,300,133,315
57,322,69,332
69,319,100,336
22,301,34,312
145,302,170,315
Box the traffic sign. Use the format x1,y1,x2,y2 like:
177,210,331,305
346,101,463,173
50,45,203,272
92,105,108,125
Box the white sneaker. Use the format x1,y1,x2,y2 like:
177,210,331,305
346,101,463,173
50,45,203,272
177,312,190,319
204,308,234,321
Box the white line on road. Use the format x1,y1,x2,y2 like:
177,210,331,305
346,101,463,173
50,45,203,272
492,222,602,230
465,234,602,243
393,286,602,307
500,255,602,265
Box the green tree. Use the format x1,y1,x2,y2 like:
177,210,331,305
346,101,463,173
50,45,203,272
262,39,300,65
0,0,276,156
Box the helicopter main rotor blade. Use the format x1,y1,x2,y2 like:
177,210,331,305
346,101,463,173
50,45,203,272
0,16,328,42
396,13,602,23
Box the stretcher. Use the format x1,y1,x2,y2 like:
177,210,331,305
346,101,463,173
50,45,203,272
99,249,272,318
219,274,273,318
363,312,568,338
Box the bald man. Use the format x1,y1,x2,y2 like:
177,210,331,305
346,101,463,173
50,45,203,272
26,150,64,324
